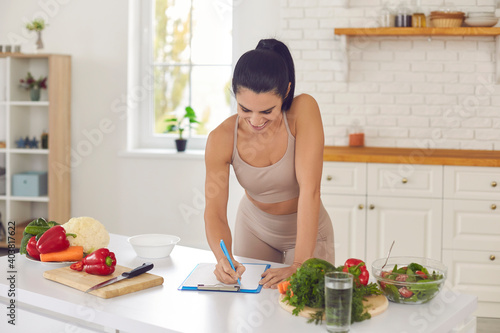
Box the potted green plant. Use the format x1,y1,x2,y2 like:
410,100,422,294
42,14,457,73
25,18,47,51
164,106,200,152
19,72,47,101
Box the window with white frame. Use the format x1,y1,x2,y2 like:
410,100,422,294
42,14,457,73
128,0,232,150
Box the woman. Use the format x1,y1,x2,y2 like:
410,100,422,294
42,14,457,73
204,38,334,289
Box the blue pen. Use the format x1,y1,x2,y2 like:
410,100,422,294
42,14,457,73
220,239,241,285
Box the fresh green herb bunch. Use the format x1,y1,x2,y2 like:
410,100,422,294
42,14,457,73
351,282,382,323
283,259,382,326
26,18,47,32
283,258,335,323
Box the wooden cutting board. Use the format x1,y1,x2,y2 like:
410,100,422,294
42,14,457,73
43,265,164,299
279,294,388,319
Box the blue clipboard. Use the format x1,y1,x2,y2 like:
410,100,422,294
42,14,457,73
178,263,270,293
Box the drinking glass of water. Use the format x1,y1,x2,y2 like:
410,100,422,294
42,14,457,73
325,272,353,333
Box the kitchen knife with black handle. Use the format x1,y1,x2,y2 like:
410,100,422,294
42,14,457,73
85,262,154,293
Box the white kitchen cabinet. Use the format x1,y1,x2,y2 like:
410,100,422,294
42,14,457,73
443,166,500,318
322,162,366,195
322,162,443,269
322,194,366,266
322,162,367,265
443,199,500,252
367,163,443,198
444,166,500,200
365,196,443,267
442,249,499,318
365,164,443,268
323,162,500,318
322,156,500,318
0,54,71,248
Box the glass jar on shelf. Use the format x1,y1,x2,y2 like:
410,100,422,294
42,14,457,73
380,2,395,27
412,0,427,27
348,120,365,147
395,0,413,27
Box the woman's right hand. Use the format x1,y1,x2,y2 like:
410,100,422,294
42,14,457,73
214,257,246,284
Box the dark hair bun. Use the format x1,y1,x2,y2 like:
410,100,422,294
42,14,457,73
232,39,295,111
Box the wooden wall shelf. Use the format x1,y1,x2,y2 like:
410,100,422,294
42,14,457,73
333,27,500,83
324,146,500,167
334,27,500,36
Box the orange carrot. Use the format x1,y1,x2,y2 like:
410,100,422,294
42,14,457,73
40,246,84,262
278,280,291,295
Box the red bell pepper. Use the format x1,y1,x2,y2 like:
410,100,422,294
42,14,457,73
70,261,84,271
26,236,41,260
342,258,369,286
343,258,364,270
36,225,77,254
358,268,369,286
82,248,117,275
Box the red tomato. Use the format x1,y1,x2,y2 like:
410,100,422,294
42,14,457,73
399,287,414,298
416,270,428,279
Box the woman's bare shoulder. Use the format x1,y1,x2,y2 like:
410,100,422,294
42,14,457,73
208,114,237,140
291,93,319,111
286,94,321,134
206,114,237,162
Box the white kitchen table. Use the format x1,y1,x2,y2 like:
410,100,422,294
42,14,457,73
0,234,477,333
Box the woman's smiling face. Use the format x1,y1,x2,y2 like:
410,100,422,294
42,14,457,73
236,88,284,133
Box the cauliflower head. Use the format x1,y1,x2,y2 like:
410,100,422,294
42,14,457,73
62,216,110,254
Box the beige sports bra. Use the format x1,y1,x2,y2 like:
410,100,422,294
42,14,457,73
231,111,300,204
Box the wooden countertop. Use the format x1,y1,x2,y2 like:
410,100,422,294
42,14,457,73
324,146,500,167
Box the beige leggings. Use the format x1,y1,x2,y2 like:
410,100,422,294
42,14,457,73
233,195,335,265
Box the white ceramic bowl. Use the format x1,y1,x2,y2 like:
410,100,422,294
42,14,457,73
464,17,499,27
467,12,496,18
128,234,180,258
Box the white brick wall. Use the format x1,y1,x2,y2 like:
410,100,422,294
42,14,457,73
279,0,500,150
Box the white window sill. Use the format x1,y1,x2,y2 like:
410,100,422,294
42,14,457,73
118,148,205,160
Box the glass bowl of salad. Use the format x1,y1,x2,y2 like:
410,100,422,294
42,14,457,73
372,257,447,304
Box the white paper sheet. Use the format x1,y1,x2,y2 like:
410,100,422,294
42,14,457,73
180,263,269,291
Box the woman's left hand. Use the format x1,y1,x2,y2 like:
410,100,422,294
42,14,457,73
259,266,298,289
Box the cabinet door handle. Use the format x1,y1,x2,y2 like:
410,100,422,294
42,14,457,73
492,204,497,210
492,181,498,188
402,178,408,184
491,255,496,261
369,204,375,210
326,175,332,181
358,204,364,210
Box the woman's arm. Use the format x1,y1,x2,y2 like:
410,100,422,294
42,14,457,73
204,121,246,283
260,94,325,288
293,94,325,264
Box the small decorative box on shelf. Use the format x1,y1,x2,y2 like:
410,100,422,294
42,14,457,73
12,171,48,197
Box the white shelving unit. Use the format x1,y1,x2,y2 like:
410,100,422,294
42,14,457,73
0,53,71,248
